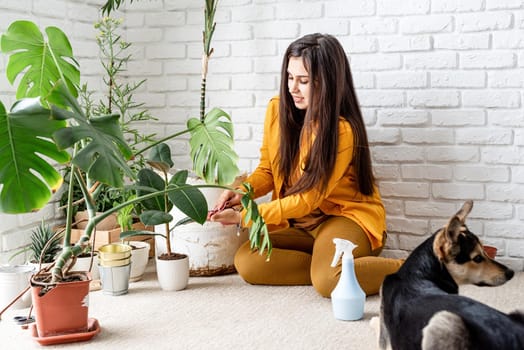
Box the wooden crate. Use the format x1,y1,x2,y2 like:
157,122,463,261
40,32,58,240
69,222,155,258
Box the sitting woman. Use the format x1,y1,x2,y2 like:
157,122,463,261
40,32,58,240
209,33,402,297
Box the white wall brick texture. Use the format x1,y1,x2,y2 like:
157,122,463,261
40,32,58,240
0,0,523,270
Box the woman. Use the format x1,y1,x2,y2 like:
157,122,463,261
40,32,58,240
209,33,402,297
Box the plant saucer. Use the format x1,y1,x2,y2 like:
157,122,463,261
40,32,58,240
30,318,100,345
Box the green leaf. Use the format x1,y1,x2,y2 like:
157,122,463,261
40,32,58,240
139,210,173,226
188,107,239,185
0,20,80,99
240,183,272,258
0,98,70,213
48,82,134,187
169,170,188,186
167,183,208,225
147,143,173,173
136,168,169,212
120,229,164,240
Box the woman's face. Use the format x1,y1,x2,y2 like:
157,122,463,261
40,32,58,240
287,56,310,110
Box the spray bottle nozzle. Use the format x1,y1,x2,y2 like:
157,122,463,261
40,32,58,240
331,238,358,267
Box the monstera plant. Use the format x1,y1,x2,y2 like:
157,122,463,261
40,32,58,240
0,19,269,283
0,1,270,340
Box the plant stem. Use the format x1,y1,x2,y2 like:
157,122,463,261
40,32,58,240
200,0,218,122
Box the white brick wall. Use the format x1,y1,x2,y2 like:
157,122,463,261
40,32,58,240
0,0,523,271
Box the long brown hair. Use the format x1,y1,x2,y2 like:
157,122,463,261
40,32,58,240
278,33,375,196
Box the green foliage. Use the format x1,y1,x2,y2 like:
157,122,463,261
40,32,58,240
101,0,136,16
29,221,63,264
59,17,156,215
138,145,208,226
11,220,63,264
188,108,239,186
241,183,272,259
49,83,134,187
0,98,69,213
0,20,79,99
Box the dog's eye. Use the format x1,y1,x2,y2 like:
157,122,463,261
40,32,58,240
472,255,484,263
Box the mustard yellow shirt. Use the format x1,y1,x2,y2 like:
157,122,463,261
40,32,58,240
245,97,386,250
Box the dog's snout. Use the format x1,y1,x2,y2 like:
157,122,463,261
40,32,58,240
505,268,514,281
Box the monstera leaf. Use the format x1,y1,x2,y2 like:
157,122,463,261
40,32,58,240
0,81,134,214
48,82,134,187
0,20,80,99
0,99,69,213
187,107,239,185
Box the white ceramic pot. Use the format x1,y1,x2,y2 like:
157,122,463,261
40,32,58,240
70,254,100,280
155,255,189,291
129,241,150,282
0,265,34,309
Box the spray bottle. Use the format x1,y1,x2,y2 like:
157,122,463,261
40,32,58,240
330,238,365,321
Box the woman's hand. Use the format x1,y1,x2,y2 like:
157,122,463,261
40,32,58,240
213,189,242,211
209,208,241,226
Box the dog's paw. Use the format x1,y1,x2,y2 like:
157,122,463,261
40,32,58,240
369,316,379,333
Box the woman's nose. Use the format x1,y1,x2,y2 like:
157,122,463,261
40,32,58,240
289,79,298,92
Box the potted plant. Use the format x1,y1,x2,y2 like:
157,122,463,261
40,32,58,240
0,7,270,344
11,220,63,270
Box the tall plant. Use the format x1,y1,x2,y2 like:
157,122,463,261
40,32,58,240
0,21,225,282
60,17,157,216
100,0,272,257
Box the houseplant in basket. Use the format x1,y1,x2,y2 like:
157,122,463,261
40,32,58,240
153,0,251,276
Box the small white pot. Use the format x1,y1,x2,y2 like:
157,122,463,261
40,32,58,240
0,265,34,309
155,255,189,291
129,241,150,282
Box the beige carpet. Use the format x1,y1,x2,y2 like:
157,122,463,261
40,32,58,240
1,261,523,350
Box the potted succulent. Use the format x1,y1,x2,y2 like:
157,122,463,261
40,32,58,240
0,5,270,344
11,220,63,269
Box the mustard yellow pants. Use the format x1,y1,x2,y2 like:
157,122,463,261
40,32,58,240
234,216,403,297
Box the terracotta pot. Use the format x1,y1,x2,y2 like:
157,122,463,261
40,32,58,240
483,245,497,259
31,272,91,338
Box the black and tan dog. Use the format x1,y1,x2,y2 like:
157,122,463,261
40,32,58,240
378,200,524,350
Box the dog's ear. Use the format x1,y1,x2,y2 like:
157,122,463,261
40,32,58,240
434,217,463,262
434,201,472,262
455,200,473,223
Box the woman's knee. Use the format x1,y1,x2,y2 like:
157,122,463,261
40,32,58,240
311,268,335,297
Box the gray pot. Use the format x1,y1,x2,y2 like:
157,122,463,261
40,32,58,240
98,263,131,296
